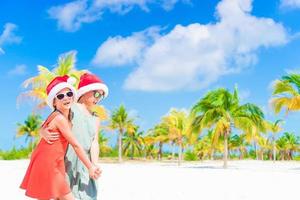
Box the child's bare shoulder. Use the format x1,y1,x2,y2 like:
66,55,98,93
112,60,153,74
48,112,67,126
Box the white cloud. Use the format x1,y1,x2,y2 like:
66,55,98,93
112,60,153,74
93,0,289,91
94,0,190,12
0,23,22,55
48,0,188,32
48,0,101,32
8,64,27,76
280,0,300,9
92,27,160,67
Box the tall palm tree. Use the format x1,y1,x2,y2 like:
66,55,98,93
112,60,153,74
142,135,158,159
243,121,267,160
194,133,213,160
191,87,265,168
257,136,272,160
16,114,42,151
271,73,300,115
276,135,288,160
283,132,299,160
17,51,86,110
148,123,169,160
122,126,144,159
109,105,135,162
228,134,248,159
265,120,283,161
162,109,194,165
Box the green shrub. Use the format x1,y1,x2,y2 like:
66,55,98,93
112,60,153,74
101,146,118,157
0,147,31,160
184,150,198,161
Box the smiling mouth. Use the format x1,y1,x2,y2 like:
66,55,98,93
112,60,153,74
63,102,71,106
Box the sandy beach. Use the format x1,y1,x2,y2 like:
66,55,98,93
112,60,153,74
1,159,299,200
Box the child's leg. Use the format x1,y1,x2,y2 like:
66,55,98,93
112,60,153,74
59,192,75,200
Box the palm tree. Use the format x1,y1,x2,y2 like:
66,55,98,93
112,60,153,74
148,123,169,160
91,104,109,121
98,130,112,157
194,134,212,160
191,86,265,168
276,135,288,160
271,73,300,115
243,121,267,160
257,136,272,160
109,105,135,162
266,120,283,161
228,134,248,159
122,126,144,159
162,109,194,165
142,135,158,159
17,51,86,110
16,114,42,151
283,132,299,160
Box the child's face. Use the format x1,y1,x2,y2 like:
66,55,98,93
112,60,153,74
53,88,74,110
81,90,104,106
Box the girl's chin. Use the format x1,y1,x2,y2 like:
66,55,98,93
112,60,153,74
57,104,72,110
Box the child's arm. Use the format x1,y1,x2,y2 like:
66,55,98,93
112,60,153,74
90,118,100,165
54,115,96,174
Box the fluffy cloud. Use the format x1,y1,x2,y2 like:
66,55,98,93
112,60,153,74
92,27,160,67
48,0,188,32
0,23,22,54
93,0,289,91
48,0,101,32
280,0,300,9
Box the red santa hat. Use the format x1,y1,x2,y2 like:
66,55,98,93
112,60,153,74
46,75,77,109
77,73,108,100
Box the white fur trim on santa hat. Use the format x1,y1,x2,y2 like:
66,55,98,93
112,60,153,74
67,76,76,85
47,82,77,109
77,83,108,100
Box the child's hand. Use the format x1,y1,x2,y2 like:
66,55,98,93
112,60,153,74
89,165,101,180
39,126,59,144
94,166,102,179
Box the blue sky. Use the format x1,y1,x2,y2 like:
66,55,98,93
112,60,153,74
1,0,300,150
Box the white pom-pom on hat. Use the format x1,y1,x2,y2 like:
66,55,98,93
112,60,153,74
67,76,77,85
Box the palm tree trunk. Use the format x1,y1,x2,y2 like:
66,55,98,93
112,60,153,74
178,141,182,166
131,146,134,160
272,135,276,162
158,142,163,161
118,129,123,162
223,132,229,169
289,150,293,160
31,137,34,152
272,144,276,162
281,151,284,160
210,148,215,160
171,141,175,160
254,142,259,160
239,148,243,160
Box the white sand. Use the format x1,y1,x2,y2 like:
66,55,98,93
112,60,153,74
1,159,299,200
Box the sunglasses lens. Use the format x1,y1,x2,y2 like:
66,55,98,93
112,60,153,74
67,91,73,97
56,94,64,100
94,91,101,98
